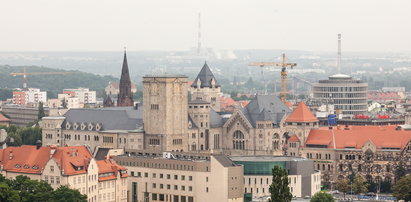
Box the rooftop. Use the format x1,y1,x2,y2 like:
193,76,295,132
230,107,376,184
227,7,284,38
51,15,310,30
286,102,318,123
306,125,411,150
229,155,308,162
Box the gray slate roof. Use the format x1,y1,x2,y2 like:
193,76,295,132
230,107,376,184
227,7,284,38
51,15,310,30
243,95,291,127
210,109,226,128
191,62,220,88
63,105,143,131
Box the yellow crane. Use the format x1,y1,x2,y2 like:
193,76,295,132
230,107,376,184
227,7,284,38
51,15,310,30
10,67,79,90
249,53,297,103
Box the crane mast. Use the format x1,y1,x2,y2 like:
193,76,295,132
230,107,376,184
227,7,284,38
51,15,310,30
249,53,297,103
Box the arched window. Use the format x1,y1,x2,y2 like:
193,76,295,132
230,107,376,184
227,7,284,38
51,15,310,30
273,133,279,139
233,130,245,150
191,143,197,151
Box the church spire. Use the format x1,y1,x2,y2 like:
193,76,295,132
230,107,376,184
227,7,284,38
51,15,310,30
117,49,134,106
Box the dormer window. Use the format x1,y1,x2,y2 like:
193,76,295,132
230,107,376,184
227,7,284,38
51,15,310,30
32,165,39,170
23,165,29,169
95,123,101,131
80,123,86,130
73,122,78,130
15,164,21,168
66,122,71,129
88,123,94,131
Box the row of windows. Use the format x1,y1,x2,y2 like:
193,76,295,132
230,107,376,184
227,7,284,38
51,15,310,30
151,104,159,110
103,136,114,143
149,193,194,202
339,164,391,173
119,161,201,171
189,105,209,109
173,139,183,145
130,172,194,181
44,175,60,184
306,153,332,160
152,183,193,192
149,139,160,145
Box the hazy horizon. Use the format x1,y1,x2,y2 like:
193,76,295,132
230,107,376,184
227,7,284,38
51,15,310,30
1,0,410,52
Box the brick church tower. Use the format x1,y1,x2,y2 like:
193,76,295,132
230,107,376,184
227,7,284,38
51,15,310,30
117,50,134,107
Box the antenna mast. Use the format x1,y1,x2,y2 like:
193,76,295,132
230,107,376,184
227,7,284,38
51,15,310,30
198,13,202,55
337,34,341,74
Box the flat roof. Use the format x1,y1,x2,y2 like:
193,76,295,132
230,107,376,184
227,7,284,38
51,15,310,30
229,156,308,162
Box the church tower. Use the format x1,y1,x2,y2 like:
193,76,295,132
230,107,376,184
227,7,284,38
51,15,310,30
117,50,134,107
191,62,222,112
143,75,188,152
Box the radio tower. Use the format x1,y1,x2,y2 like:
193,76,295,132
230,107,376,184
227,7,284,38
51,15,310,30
337,34,341,74
197,13,202,55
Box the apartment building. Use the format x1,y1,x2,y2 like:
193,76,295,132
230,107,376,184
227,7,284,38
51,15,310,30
62,88,96,104
0,144,128,202
113,151,244,202
12,88,47,105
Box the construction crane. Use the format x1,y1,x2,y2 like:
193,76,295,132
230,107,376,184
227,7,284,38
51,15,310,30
249,53,297,103
10,67,78,90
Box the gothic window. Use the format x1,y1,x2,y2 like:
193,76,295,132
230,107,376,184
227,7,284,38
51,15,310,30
273,133,279,139
191,143,196,151
233,130,245,150
272,141,279,150
200,144,204,150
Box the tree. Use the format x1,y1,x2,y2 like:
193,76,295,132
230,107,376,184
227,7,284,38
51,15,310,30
393,175,411,201
268,165,292,202
380,180,392,193
336,179,349,199
62,98,68,109
0,174,87,202
310,192,335,202
38,101,46,120
50,186,87,202
352,176,368,194
395,162,406,183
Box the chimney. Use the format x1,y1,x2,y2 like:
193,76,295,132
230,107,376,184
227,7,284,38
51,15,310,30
71,148,75,157
36,140,42,150
9,151,13,160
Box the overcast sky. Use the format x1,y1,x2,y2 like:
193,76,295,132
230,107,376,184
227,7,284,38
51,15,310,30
0,0,410,52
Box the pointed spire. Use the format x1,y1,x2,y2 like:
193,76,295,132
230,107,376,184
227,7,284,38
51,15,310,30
191,61,220,88
117,49,134,107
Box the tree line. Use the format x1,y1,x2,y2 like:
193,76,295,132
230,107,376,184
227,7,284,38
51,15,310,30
0,174,87,202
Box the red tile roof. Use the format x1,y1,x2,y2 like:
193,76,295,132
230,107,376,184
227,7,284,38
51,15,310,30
97,159,127,182
52,146,92,176
288,135,300,142
0,145,51,174
286,102,318,123
305,125,411,150
0,113,10,122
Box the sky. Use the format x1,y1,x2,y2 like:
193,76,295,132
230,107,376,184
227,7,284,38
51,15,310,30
0,0,410,52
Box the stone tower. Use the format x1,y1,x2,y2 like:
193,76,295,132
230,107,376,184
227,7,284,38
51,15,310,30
143,75,188,152
191,62,221,112
117,51,134,107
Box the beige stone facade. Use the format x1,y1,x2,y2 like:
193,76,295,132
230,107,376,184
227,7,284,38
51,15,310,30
113,151,244,202
143,75,188,152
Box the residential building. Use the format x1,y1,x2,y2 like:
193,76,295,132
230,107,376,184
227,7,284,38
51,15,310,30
229,156,321,200
312,74,368,115
0,144,128,202
62,88,96,104
58,94,81,109
113,151,244,202
12,88,47,105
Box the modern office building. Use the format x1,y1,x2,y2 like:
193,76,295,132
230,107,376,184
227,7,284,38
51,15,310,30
229,156,321,201
113,151,244,202
312,74,368,115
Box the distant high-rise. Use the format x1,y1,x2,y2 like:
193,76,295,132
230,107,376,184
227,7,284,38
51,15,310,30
117,50,134,107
